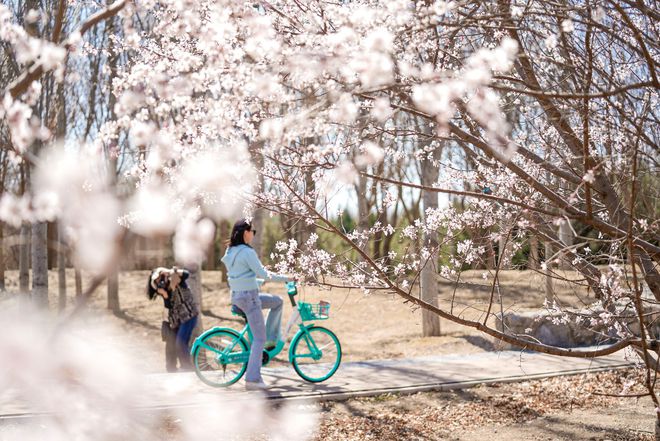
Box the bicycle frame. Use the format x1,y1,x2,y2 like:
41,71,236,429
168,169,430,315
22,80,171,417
191,303,323,365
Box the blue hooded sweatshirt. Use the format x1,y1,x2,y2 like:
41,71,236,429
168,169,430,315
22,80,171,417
221,244,289,292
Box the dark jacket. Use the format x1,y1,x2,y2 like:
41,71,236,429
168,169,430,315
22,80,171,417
168,285,198,329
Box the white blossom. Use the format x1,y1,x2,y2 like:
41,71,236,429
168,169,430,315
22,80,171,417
355,141,385,168
174,217,216,265
371,97,393,122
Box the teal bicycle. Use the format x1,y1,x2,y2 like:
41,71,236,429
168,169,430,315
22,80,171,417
191,282,342,386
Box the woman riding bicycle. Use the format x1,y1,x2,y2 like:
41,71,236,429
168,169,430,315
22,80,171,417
221,219,296,391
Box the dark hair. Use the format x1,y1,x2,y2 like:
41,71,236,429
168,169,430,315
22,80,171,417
147,274,157,300
146,270,169,300
230,219,253,248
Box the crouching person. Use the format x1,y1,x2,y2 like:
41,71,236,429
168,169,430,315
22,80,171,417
148,267,199,371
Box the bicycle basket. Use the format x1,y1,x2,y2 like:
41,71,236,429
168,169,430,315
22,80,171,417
298,301,330,321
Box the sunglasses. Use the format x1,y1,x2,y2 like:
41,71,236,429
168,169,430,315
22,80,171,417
245,228,257,236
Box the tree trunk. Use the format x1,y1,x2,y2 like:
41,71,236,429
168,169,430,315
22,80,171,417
47,222,57,269
301,169,317,250
252,209,264,257
19,223,30,294
544,241,554,303
485,238,496,270
529,233,539,270
57,222,66,311
249,139,266,257
356,174,370,253
558,219,573,270
75,268,83,299
420,135,441,337
31,221,49,308
105,13,120,313
188,264,204,340
498,225,513,270
205,227,216,270
107,266,120,313
219,221,229,283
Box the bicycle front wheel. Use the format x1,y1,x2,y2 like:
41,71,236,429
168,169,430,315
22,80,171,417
193,330,248,387
290,326,341,382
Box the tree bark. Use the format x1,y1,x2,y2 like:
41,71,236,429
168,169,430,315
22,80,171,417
205,227,216,270
19,223,30,294
31,221,49,308
498,228,513,270
485,239,496,270
249,139,266,257
420,132,441,337
558,219,573,270
57,222,66,311
47,222,57,269
187,264,204,340
529,233,539,270
75,268,83,299
356,173,370,253
544,241,554,303
105,13,120,313
252,209,264,257
107,266,120,312
220,221,229,282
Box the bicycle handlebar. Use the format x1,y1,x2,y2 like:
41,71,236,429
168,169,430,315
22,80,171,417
286,281,298,307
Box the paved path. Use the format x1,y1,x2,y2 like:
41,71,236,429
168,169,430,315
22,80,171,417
2,348,634,419
142,348,633,408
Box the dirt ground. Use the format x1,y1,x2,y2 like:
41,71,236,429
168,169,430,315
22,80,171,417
2,269,652,439
0,268,597,372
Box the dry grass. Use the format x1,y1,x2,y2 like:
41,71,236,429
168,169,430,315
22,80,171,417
315,369,655,441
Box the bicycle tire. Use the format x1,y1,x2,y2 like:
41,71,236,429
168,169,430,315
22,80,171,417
290,326,341,382
193,329,248,387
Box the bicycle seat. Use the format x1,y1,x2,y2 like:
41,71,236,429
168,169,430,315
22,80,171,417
231,304,247,319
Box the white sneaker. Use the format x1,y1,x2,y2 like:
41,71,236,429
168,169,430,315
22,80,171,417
245,380,269,391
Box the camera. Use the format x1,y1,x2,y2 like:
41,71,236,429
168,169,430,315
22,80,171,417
156,277,170,290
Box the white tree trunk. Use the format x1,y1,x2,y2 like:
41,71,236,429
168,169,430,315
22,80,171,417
420,136,441,337
31,221,49,308
420,252,441,336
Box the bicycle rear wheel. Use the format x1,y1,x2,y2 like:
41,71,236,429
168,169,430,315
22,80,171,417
193,330,248,387
290,326,341,382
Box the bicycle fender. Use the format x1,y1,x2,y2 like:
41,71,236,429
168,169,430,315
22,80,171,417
288,323,317,362
190,327,243,355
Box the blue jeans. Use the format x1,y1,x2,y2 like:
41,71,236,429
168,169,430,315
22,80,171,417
176,315,198,370
231,290,283,382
